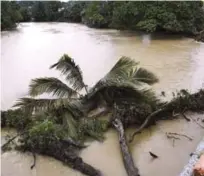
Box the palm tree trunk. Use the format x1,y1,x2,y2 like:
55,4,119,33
112,118,139,176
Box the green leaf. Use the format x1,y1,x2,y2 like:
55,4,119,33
93,56,158,91
13,98,82,115
63,112,79,140
50,54,85,91
29,77,78,98
129,67,158,85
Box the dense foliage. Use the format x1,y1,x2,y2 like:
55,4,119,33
2,1,204,35
31,1,62,22
1,54,159,174
1,53,204,175
1,1,23,30
82,1,204,34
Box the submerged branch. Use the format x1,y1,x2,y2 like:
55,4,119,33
30,152,36,169
130,89,204,142
21,141,102,176
166,132,193,141
129,107,164,143
1,131,26,150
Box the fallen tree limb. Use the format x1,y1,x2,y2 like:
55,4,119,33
112,118,139,176
129,108,164,143
21,142,102,176
129,89,204,143
180,108,191,121
1,131,26,150
30,152,36,169
166,132,193,141
2,130,101,176
188,115,204,129
46,151,101,176
194,120,204,128
166,133,180,140
181,112,191,121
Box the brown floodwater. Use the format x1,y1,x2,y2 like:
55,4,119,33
1,22,204,176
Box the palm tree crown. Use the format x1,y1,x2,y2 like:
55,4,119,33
14,54,159,141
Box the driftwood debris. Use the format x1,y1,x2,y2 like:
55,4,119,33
166,133,180,146
30,152,36,169
129,107,164,143
26,143,102,176
166,132,193,147
1,131,26,151
166,132,193,141
149,152,158,159
2,133,101,176
113,118,139,176
130,89,204,143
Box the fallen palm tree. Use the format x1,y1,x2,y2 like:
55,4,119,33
129,89,204,142
1,55,204,176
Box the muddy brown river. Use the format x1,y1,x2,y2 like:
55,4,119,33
1,22,204,176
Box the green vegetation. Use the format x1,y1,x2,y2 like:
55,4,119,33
11,54,159,142
1,1,23,30
82,1,204,35
1,54,160,175
2,54,204,175
32,1,62,22
1,1,204,36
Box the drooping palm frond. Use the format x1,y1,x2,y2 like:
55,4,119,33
93,56,158,90
50,54,86,91
94,56,139,88
63,112,79,140
86,81,155,107
29,77,78,98
13,98,83,116
129,67,159,85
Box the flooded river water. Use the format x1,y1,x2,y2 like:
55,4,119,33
1,22,204,176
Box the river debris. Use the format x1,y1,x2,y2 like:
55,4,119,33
30,152,36,169
149,152,159,159
1,55,204,176
166,132,193,141
2,88,203,175
188,115,204,129
166,132,193,147
130,89,204,142
166,133,180,147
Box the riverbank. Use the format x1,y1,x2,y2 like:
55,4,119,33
2,21,203,43
2,1,204,43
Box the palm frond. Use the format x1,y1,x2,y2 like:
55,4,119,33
29,77,78,98
50,54,85,91
130,67,158,85
94,56,139,88
79,118,109,141
63,112,79,140
87,81,151,106
13,98,83,116
93,57,158,91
